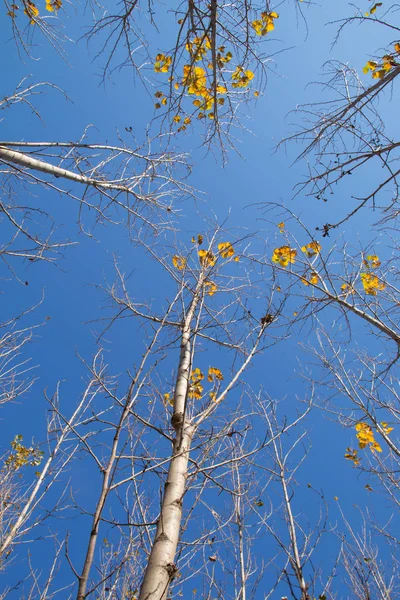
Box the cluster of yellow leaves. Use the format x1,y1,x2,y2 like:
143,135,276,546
175,116,192,132
365,2,382,16
154,39,230,123
4,435,44,471
344,447,360,466
172,255,187,271
362,43,400,79
355,422,382,452
23,0,39,21
154,53,172,73
252,11,279,36
187,367,224,401
45,0,61,12
215,47,233,68
218,242,235,258
154,25,257,125
183,65,207,95
301,241,321,258
154,90,168,109
198,249,216,267
363,254,381,268
272,245,297,267
208,367,223,382
360,273,385,295
360,253,385,295
186,36,212,60
345,421,393,464
204,280,217,296
189,367,204,399
301,272,319,286
231,66,255,89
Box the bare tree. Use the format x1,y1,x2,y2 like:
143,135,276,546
0,81,192,269
285,5,400,232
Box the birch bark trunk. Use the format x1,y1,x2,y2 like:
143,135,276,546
138,276,204,600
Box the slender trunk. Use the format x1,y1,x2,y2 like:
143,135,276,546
138,423,195,600
139,274,204,600
280,469,308,600
236,488,246,600
76,420,124,600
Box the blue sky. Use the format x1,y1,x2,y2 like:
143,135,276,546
0,1,398,598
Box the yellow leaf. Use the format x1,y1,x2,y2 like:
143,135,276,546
301,241,321,257
370,2,382,13
208,367,223,381
191,368,204,382
370,441,382,453
362,60,377,74
164,393,174,406
381,422,394,435
372,69,386,79
172,255,186,271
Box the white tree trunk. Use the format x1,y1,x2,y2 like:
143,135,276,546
138,422,194,600
0,146,130,192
